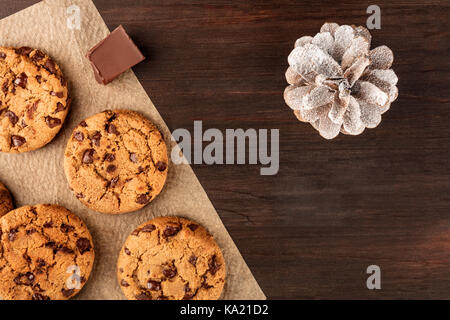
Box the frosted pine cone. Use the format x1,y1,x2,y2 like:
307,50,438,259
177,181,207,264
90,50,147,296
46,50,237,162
284,22,398,139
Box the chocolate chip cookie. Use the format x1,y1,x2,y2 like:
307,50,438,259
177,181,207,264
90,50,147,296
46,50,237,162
0,181,13,217
64,110,168,214
0,204,95,300
0,47,69,153
117,217,226,300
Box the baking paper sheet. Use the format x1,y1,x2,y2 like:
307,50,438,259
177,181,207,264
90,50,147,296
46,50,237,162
0,0,265,300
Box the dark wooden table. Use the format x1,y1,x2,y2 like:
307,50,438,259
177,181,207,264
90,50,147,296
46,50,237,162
2,0,449,299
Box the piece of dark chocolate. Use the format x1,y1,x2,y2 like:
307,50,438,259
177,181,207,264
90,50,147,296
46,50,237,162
86,25,145,85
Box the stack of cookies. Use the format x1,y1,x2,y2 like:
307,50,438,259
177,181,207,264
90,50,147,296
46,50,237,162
0,47,226,300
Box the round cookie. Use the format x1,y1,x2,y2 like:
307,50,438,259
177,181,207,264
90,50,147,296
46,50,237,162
117,217,226,300
0,46,70,153
64,110,168,214
0,204,95,300
0,181,13,217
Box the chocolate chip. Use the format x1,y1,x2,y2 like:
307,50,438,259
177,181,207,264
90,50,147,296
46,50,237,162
14,272,35,286
76,237,92,254
187,224,199,232
8,229,17,241
50,91,64,98
104,153,115,162
163,224,181,238
141,224,156,233
156,161,167,172
55,102,65,113
59,246,74,254
76,193,85,199
15,47,32,55
202,280,214,289
105,111,117,122
136,194,150,205
106,164,116,173
82,149,95,164
188,255,197,266
4,110,18,126
129,153,138,163
31,50,45,62
119,268,124,273
13,275,21,285
120,279,129,287
74,131,84,142
61,288,74,297
108,176,119,188
14,72,28,89
106,123,118,135
44,58,57,74
80,276,87,283
208,255,221,275
21,119,27,128
2,80,9,94
91,131,101,146
124,247,131,255
79,120,88,127
60,223,75,233
162,265,177,279
27,101,39,119
25,225,37,237
11,135,26,147
135,292,152,300
45,241,57,250
45,116,62,128
0,52,6,59
35,75,42,83
33,284,45,292
36,258,46,268
26,228,37,235
182,284,195,300
182,293,193,300
157,295,169,300
32,293,50,300
147,280,161,291
43,222,53,228
25,272,35,284
23,252,31,263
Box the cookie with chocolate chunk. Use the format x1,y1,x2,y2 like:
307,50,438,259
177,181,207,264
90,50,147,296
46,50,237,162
64,110,168,214
0,181,13,217
117,217,226,300
0,47,69,153
0,204,95,300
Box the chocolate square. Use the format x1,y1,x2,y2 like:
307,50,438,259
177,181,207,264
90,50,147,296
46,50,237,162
86,25,145,84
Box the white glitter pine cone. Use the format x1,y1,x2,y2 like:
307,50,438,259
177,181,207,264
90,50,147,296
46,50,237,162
284,22,398,139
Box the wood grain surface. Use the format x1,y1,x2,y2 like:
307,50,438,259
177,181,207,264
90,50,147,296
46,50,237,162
1,0,449,299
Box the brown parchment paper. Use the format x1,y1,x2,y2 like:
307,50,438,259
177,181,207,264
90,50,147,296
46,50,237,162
0,0,265,300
